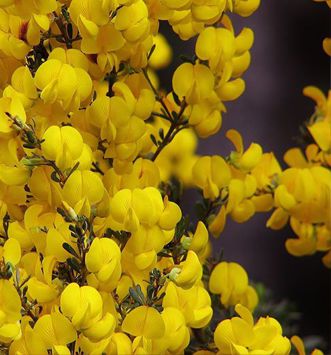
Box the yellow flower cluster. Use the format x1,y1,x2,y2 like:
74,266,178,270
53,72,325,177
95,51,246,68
0,0,327,353
268,87,331,267
214,304,291,354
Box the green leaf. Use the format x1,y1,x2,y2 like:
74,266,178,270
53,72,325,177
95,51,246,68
172,91,181,106
129,286,145,305
150,134,158,147
158,128,164,140
174,216,188,240
67,257,81,273
62,243,79,258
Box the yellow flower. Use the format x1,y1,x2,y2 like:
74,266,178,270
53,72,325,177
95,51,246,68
291,335,324,355
227,129,263,172
238,285,259,311
121,305,165,339
272,166,331,225
60,283,116,341
232,0,260,17
30,311,77,352
80,23,125,72
149,34,173,69
209,261,252,308
103,158,160,197
184,220,209,257
192,155,231,200
172,62,215,104
190,0,225,23
251,152,282,190
0,163,30,186
41,125,84,170
114,0,150,43
208,205,227,237
214,304,291,355
195,27,235,72
0,279,21,343
168,13,204,41
169,250,202,289
307,119,331,152
23,254,59,303
62,170,105,216
109,187,181,232
303,86,329,115
68,0,114,36
0,12,33,59
285,219,317,257
85,237,121,288
3,66,38,108
188,100,224,138
225,176,257,223
0,238,21,266
34,57,93,111
107,332,133,355
163,282,212,328
0,96,27,135
87,81,154,172
157,307,190,353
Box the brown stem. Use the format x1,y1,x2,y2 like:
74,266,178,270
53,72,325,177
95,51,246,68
151,101,188,161
142,68,173,120
52,11,72,49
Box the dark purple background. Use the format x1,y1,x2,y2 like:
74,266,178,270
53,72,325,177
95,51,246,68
159,0,331,346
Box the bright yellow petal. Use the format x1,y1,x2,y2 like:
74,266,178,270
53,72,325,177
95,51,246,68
122,306,165,339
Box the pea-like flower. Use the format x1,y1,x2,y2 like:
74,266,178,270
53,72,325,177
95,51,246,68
60,283,116,341
214,304,291,355
169,250,202,289
114,0,150,43
34,55,93,111
23,253,59,304
41,125,84,170
121,305,165,339
109,187,181,232
163,281,213,328
192,155,231,200
182,220,209,257
62,170,105,216
231,0,260,17
172,62,215,104
26,311,76,353
0,279,21,343
227,129,263,172
209,261,258,310
0,238,21,266
85,237,121,289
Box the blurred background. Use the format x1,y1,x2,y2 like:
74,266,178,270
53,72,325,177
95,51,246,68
159,0,331,349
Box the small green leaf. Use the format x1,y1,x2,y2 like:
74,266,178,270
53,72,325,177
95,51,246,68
150,134,158,147
172,91,181,106
62,243,79,258
158,128,164,140
129,286,144,305
67,257,81,273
